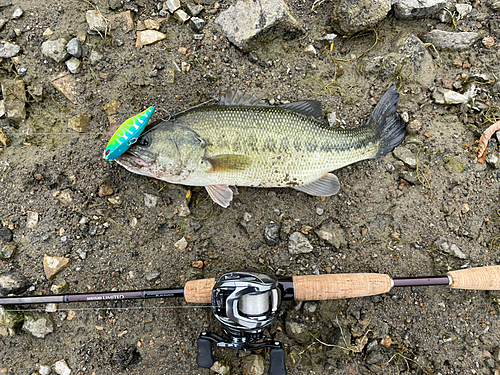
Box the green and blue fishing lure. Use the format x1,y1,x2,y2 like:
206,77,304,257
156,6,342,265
103,106,155,161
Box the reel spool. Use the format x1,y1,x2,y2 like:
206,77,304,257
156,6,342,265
211,270,281,333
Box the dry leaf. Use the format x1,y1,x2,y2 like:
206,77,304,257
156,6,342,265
477,120,500,163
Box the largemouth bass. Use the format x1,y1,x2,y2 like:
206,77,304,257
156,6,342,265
116,86,406,207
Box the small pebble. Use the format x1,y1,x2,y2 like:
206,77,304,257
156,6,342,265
144,193,158,208
482,36,495,49
146,270,161,281
174,9,190,23
304,45,316,56
11,7,22,19
192,260,204,268
99,184,114,197
190,17,205,33
167,0,180,12
76,248,87,260
53,359,71,375
407,118,422,134
39,365,51,375
65,57,82,74
42,28,54,37
174,237,188,250
0,227,13,242
66,38,82,58
187,3,204,16
16,66,27,76
264,223,281,246
0,244,16,259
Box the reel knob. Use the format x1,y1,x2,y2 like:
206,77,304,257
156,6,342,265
197,333,215,368
269,345,287,375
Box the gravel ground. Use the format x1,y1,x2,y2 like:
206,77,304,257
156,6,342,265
1,0,500,374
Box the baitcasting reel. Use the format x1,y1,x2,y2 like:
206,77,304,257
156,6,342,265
197,270,287,375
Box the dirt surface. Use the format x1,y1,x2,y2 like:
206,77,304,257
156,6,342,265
1,0,500,374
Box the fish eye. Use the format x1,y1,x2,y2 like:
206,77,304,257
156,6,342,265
137,135,151,147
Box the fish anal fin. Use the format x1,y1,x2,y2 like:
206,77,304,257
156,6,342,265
205,184,235,208
206,154,252,173
293,173,340,196
280,100,323,120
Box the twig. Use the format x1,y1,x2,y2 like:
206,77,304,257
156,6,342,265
385,352,433,375
416,148,433,200
477,120,500,163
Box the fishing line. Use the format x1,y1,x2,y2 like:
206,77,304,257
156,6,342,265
4,305,212,313
155,104,174,122
6,127,107,136
5,106,174,138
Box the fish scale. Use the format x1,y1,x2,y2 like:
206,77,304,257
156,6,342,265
115,87,405,207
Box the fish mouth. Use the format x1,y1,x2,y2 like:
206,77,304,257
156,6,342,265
120,150,155,168
115,152,159,179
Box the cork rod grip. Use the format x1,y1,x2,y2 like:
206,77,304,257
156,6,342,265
448,265,500,290
184,278,215,303
293,273,392,301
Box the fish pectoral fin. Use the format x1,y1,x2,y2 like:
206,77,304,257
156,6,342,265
206,154,252,173
293,173,340,196
279,100,324,121
205,184,235,208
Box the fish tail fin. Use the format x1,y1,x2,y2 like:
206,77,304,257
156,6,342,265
367,85,406,158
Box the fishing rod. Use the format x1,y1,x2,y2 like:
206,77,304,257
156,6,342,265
1,266,499,375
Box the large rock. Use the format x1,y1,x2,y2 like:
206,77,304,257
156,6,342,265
315,221,347,249
433,88,469,104
0,271,29,295
288,232,313,254
43,254,70,280
136,30,167,47
424,30,480,50
22,312,54,338
215,0,303,52
1,79,26,122
41,38,70,63
393,0,446,20
0,42,21,58
331,0,391,36
86,9,108,34
51,72,78,104
0,307,24,337
363,33,435,87
241,354,264,375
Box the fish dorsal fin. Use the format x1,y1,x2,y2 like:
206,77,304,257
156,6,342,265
293,173,340,196
205,184,238,208
220,89,267,106
205,154,252,173
279,100,324,120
